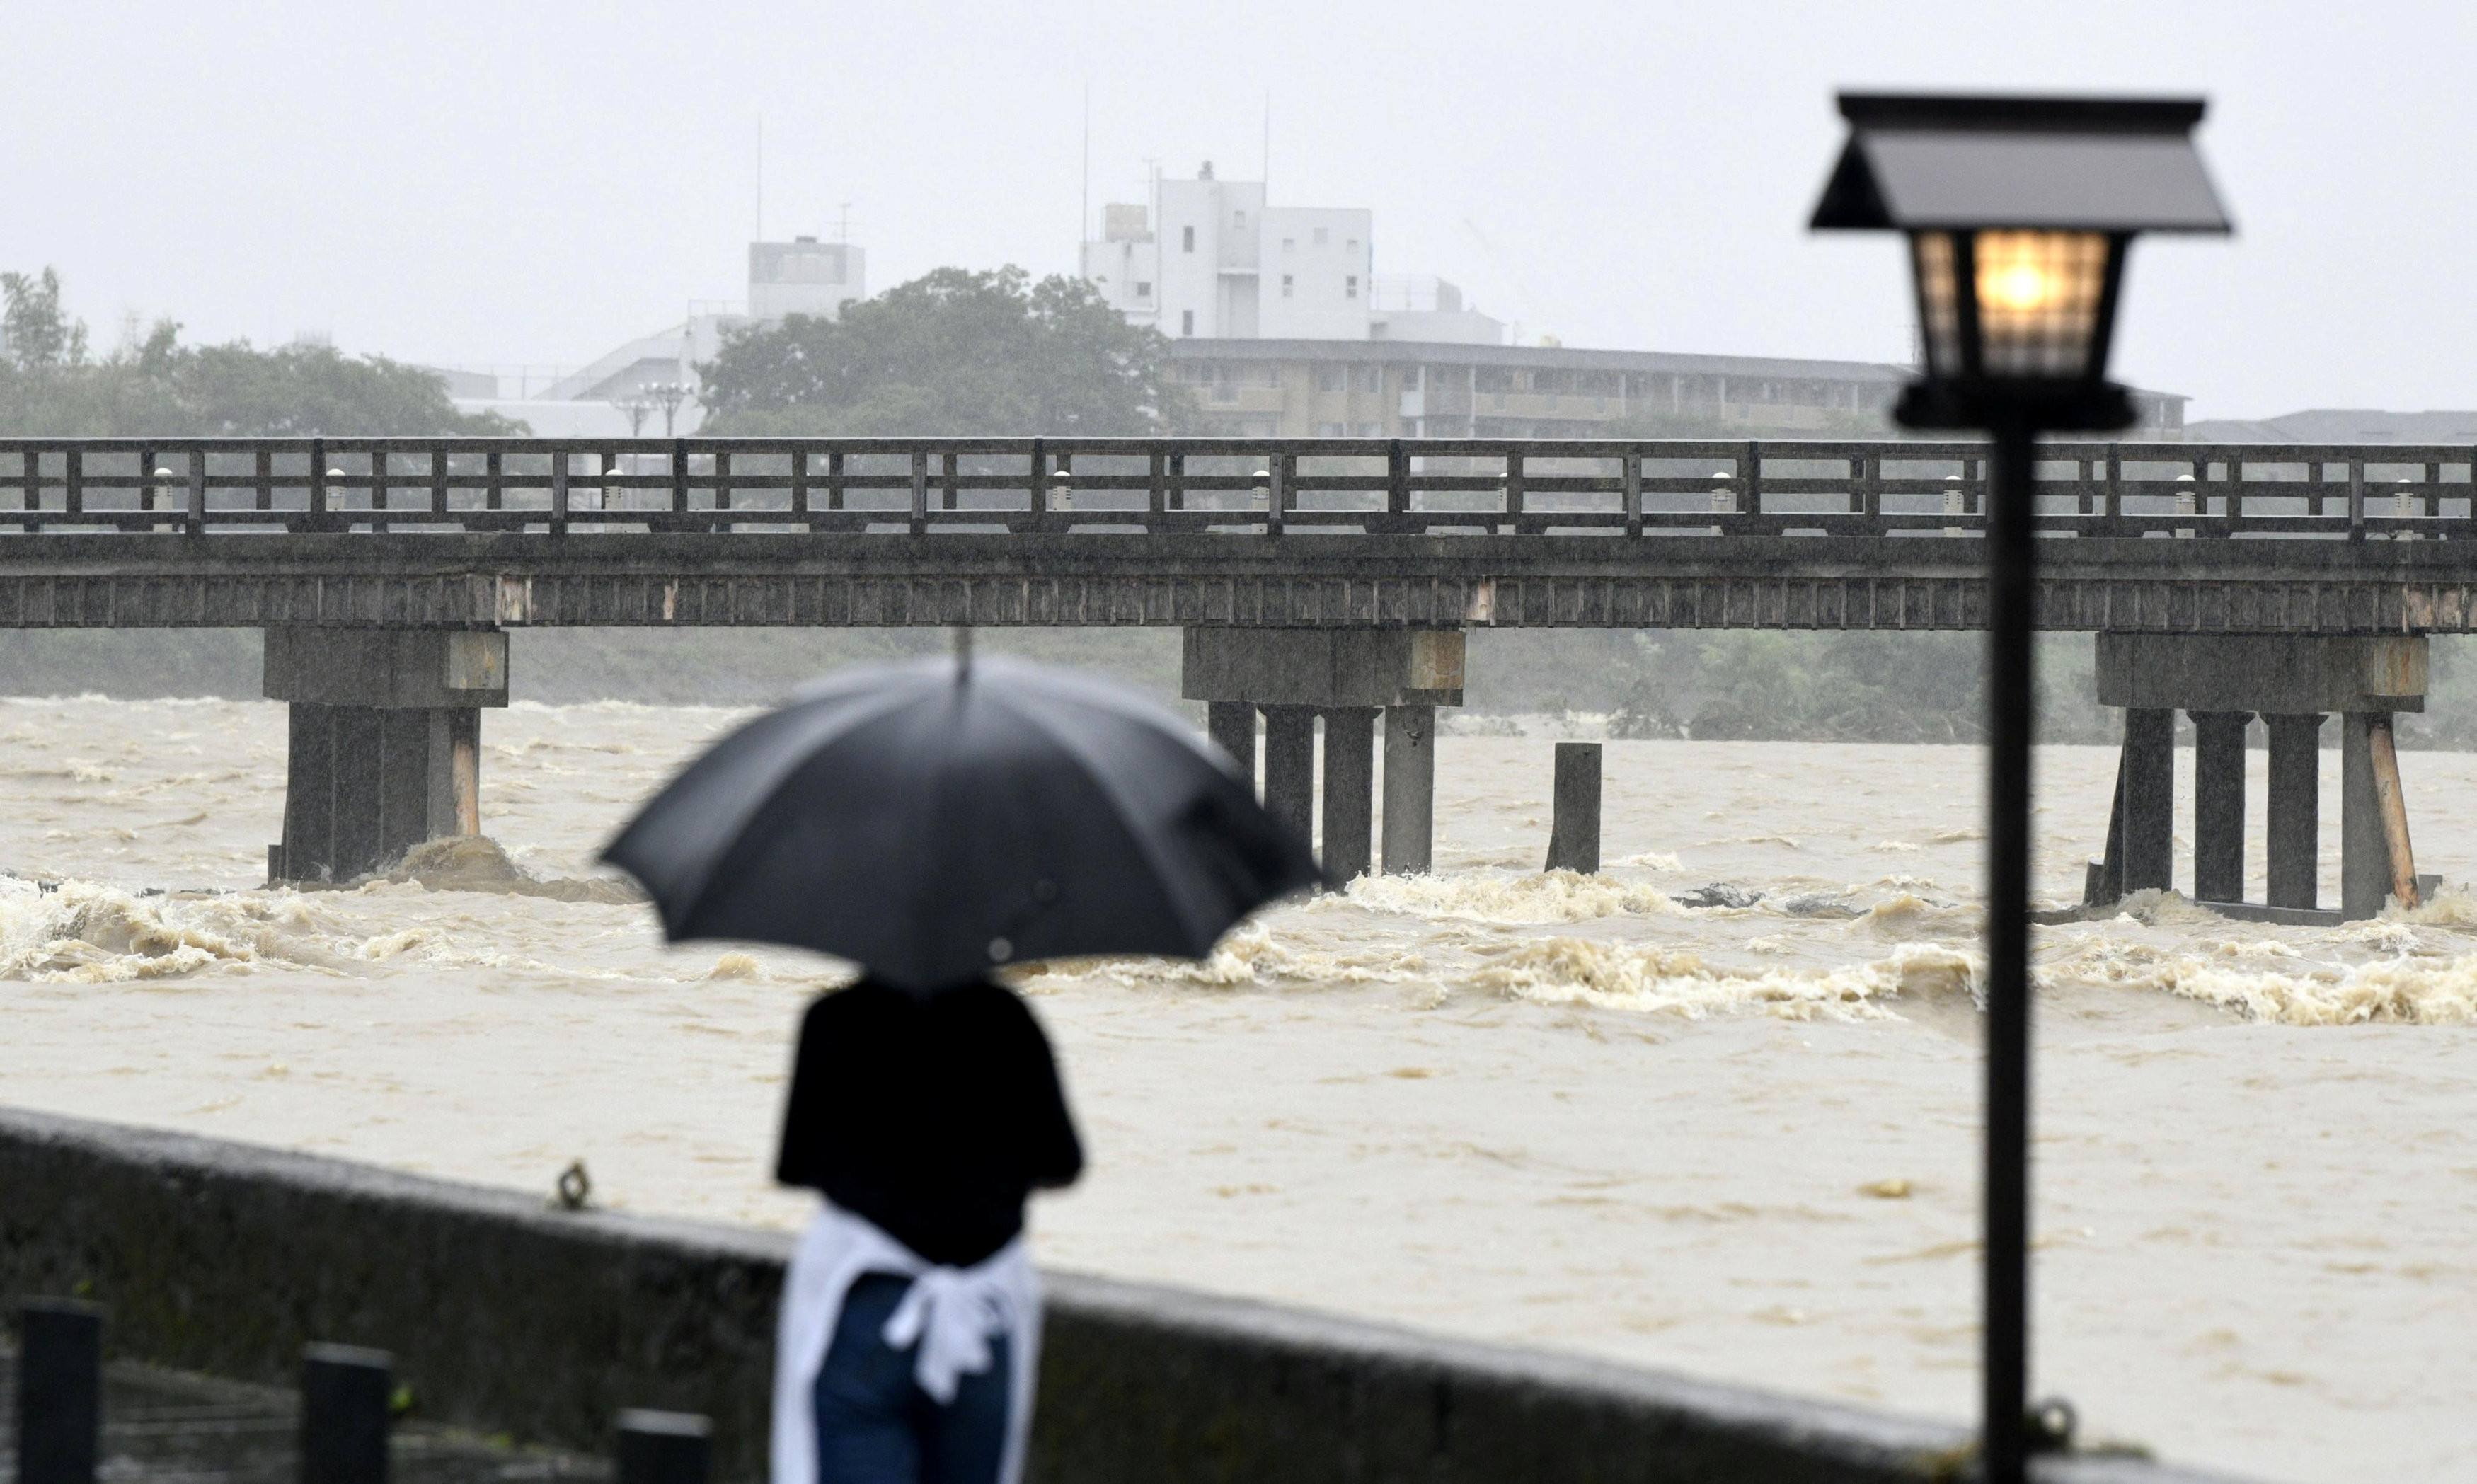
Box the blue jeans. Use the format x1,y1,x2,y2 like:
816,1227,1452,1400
812,1272,1013,1484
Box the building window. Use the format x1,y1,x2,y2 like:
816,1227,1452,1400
1345,275,1359,299
1183,226,1195,253
1356,422,1381,437
1316,422,1346,437
1352,365,1380,393
1281,275,1294,298
1346,239,1359,253
1234,210,1247,229
1314,227,1329,246
1181,309,1195,336
1134,282,1151,299
1314,364,1345,393
1282,237,1295,253
1402,367,1422,391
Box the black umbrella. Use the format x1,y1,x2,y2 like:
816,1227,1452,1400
602,652,1320,988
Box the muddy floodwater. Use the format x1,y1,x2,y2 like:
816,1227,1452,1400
2,694,2473,1483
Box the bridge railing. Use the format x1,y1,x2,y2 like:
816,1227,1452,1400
0,437,2467,539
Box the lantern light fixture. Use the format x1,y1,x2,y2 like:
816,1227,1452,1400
1811,94,2229,430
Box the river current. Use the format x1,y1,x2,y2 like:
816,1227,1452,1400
2,694,2471,1482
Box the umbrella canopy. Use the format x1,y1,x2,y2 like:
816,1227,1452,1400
602,655,1320,988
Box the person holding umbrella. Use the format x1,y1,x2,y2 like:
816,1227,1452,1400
605,643,1318,1484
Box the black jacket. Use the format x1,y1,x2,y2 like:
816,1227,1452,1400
776,978,1084,1267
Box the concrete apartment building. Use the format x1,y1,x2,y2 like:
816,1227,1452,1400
1087,166,2188,439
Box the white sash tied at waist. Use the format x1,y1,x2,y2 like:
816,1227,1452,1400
771,1202,1040,1484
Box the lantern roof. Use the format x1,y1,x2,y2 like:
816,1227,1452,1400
1810,94,2233,235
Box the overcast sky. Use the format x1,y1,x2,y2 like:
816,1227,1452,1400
7,1,2469,418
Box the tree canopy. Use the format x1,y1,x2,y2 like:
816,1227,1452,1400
0,266,522,437
696,266,1192,435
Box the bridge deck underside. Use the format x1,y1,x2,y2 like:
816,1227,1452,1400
2,534,2471,633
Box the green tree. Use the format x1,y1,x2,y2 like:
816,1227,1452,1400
0,265,522,437
698,266,1192,435
2,268,90,370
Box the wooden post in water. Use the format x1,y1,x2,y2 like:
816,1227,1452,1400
2367,715,2420,909
1544,742,1601,874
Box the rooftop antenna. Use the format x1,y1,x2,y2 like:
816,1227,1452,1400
835,202,854,243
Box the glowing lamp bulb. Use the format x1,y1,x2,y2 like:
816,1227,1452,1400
1988,263,2054,312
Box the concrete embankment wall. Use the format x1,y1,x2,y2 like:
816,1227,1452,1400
0,1107,2244,1483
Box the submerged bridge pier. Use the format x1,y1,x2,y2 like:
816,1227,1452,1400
2087,633,2430,921
261,628,508,883
1183,628,1464,880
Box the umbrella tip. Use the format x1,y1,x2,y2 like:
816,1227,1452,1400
953,624,973,681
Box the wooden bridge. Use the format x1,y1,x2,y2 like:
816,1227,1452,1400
2,436,2460,904
1,436,2473,634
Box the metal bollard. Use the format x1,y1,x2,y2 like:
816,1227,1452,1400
17,1299,103,1484
1544,742,1603,875
617,1410,712,1484
301,1343,393,1484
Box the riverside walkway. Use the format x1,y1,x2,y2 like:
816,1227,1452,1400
1,436,2473,634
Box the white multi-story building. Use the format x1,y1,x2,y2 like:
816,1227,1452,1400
437,236,868,433
1082,165,1495,345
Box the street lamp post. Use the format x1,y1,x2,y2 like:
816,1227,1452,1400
645,380,695,439
1810,95,2229,1484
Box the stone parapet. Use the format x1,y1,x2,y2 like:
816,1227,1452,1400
0,1107,2258,1484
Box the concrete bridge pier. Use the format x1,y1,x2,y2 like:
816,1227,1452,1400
2092,633,2427,921
2190,711,2253,904
2264,713,2325,910
1183,628,1464,883
263,628,510,884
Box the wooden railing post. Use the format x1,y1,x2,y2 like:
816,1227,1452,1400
910,449,929,534
1387,439,1409,519
1028,438,1047,518
550,449,570,536
1623,450,1643,537
2105,447,2123,534
2348,458,2366,541
1268,451,1288,536
185,449,205,536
